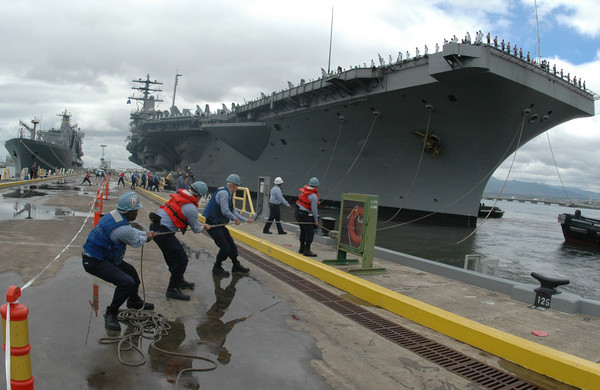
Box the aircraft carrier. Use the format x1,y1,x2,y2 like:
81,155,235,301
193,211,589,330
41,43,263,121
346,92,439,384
126,40,596,227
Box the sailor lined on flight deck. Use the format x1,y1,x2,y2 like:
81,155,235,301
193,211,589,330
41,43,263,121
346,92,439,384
150,181,211,301
203,174,253,276
295,177,320,257
263,176,291,235
82,192,157,331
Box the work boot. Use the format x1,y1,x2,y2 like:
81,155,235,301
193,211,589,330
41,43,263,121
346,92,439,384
126,295,154,310
212,263,230,277
166,287,190,301
178,279,195,290
303,245,317,257
298,243,305,254
278,231,287,235
104,306,121,331
232,260,250,274
263,230,272,234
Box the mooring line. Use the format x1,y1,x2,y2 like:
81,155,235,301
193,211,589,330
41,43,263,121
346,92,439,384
20,185,101,291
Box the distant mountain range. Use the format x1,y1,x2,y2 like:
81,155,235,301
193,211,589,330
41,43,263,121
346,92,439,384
483,177,600,201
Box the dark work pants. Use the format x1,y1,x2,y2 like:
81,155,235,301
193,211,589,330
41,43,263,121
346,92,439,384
151,224,189,285
206,225,238,264
263,203,285,233
294,208,315,245
117,177,125,187
82,255,140,309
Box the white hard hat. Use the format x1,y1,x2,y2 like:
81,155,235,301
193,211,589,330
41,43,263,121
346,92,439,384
274,177,283,185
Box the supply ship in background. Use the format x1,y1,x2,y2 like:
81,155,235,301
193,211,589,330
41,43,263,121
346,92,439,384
5,110,84,175
126,39,597,228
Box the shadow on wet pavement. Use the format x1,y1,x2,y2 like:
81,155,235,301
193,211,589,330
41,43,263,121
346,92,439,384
2,253,329,389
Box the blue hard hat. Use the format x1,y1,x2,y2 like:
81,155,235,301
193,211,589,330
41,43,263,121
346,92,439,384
117,192,142,211
190,181,208,197
226,173,241,185
309,177,320,186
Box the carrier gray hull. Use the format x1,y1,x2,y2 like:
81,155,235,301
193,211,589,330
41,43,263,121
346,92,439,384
127,43,595,227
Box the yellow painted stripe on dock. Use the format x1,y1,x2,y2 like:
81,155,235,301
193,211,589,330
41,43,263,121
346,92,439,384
228,227,600,389
0,175,74,188
139,187,600,389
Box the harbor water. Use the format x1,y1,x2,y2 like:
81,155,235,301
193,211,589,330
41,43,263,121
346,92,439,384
282,199,600,301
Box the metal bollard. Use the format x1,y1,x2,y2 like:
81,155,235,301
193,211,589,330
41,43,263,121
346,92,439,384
1,286,34,389
319,217,336,236
531,272,570,309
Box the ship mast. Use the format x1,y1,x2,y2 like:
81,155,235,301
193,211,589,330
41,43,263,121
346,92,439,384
129,74,163,112
172,71,182,109
19,118,39,140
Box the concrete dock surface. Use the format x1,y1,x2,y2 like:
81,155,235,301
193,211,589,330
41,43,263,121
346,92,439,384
1,176,599,389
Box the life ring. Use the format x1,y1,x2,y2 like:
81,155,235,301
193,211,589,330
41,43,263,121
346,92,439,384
348,206,364,246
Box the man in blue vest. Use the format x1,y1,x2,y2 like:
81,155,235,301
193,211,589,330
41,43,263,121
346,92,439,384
82,192,157,331
203,174,253,276
150,181,211,301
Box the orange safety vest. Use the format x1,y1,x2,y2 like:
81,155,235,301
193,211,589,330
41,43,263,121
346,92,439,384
296,185,319,210
160,189,199,230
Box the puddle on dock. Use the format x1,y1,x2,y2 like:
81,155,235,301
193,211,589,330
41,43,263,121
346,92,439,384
0,182,89,220
0,201,88,220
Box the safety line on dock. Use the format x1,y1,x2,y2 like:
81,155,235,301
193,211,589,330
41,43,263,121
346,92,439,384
237,246,539,390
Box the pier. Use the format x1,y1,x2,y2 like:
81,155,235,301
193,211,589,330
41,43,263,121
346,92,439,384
2,176,599,389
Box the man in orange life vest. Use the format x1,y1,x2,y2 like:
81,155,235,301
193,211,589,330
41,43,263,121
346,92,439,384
150,181,211,301
295,177,320,257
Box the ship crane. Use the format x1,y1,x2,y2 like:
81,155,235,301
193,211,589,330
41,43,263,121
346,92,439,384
18,118,39,140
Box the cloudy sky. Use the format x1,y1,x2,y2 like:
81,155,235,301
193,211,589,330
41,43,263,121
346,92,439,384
1,0,598,191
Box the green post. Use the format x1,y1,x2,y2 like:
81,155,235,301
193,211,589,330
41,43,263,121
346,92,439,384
323,193,385,274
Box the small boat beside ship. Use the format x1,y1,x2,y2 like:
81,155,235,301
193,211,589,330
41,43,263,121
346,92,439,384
4,110,84,177
558,210,600,246
478,203,504,218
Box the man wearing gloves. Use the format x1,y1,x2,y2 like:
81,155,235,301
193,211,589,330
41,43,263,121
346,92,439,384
203,174,253,276
295,177,320,257
82,192,157,331
150,181,211,301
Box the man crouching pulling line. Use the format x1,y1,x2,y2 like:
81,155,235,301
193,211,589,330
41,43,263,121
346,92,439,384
82,192,157,331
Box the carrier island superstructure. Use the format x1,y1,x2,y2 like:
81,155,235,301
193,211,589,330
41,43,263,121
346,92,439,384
126,41,596,227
